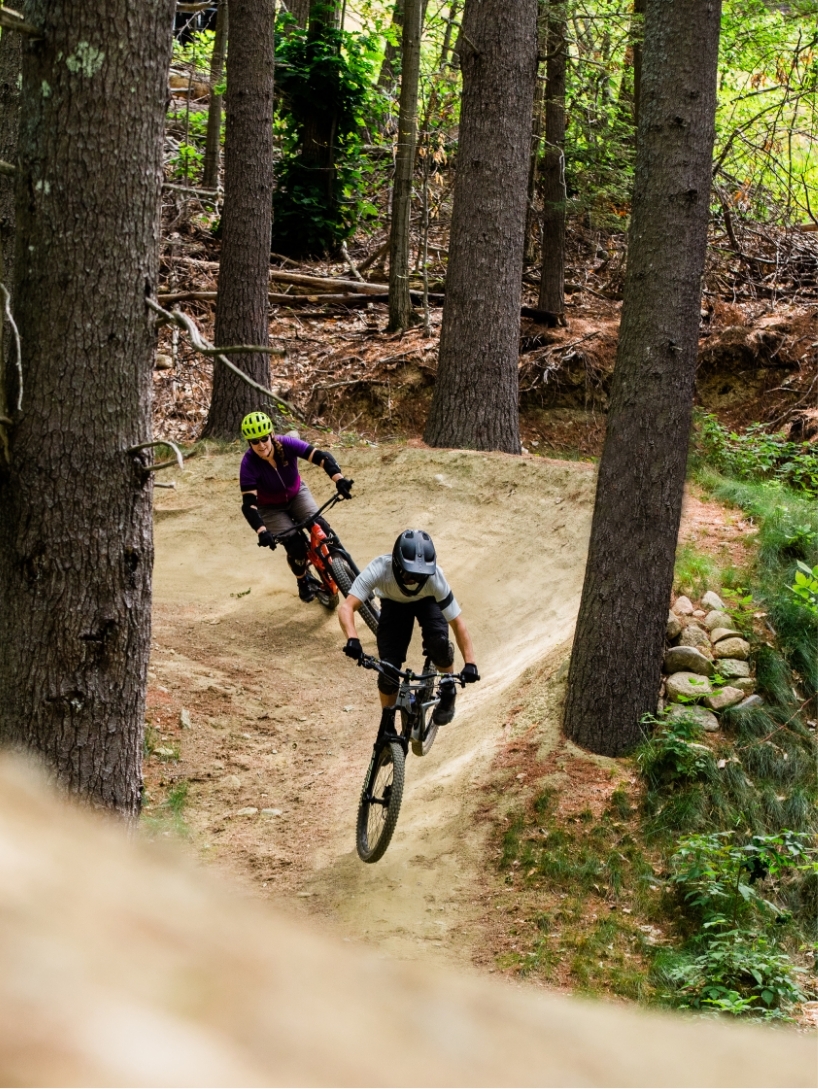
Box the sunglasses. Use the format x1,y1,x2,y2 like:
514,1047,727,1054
249,435,272,446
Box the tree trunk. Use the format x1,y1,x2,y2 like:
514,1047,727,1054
0,26,21,401
632,0,646,136
424,0,537,453
523,2,548,267
377,0,404,91
538,4,567,315
563,0,722,756
202,0,276,439
202,0,229,190
387,0,423,332
299,0,341,200
287,0,310,27
438,0,459,68
0,0,174,815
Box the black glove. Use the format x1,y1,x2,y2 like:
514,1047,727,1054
462,663,480,683
258,530,276,549
343,637,363,660
335,477,354,499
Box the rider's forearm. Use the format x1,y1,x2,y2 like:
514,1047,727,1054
338,595,362,640
306,446,342,480
241,492,266,534
449,615,476,666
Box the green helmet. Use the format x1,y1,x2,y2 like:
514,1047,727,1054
241,411,273,442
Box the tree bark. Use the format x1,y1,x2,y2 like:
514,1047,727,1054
287,0,310,27
202,0,229,190
632,0,646,136
563,0,722,756
438,0,459,68
377,0,404,91
0,26,21,402
424,0,537,453
299,0,341,204
387,0,423,332
538,4,567,315
202,0,276,439
0,0,174,815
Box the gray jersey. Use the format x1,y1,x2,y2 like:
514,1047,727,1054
349,554,461,622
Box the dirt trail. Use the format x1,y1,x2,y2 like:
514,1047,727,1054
148,443,596,969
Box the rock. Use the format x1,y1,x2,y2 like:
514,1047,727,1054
154,353,173,371
666,672,712,702
736,694,764,711
704,610,733,631
153,747,176,759
705,687,745,711
716,658,750,679
667,611,683,640
713,637,750,661
179,709,192,729
663,646,715,676
679,625,712,651
235,807,258,818
693,610,706,618
673,596,695,616
710,627,743,644
261,808,283,817
702,590,726,611
732,677,756,696
665,704,720,732
221,774,242,791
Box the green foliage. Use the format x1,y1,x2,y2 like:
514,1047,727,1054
272,15,382,256
673,544,721,599
637,716,718,792
654,831,816,1017
172,28,216,74
170,141,204,181
697,414,818,497
790,561,818,618
655,935,806,1016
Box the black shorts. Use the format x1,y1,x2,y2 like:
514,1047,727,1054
376,597,454,694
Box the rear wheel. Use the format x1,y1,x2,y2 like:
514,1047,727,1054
331,553,379,635
356,739,405,863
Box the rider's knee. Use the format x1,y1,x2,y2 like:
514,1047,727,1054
377,671,399,697
286,552,307,576
428,638,454,669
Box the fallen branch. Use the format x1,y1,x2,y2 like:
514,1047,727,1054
268,269,390,294
0,160,15,176
0,5,41,36
147,298,299,418
340,241,365,283
163,181,221,198
199,344,286,356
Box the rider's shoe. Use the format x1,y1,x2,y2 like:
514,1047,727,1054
298,577,316,602
433,678,457,725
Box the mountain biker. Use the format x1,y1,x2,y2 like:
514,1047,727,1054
338,529,479,729
240,411,354,602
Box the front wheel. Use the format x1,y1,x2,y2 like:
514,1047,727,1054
356,739,405,863
309,563,339,611
331,553,379,635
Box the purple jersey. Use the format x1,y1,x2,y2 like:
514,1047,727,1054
239,435,312,506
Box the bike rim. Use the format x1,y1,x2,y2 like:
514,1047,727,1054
365,750,394,850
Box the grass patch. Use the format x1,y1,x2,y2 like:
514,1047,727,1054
141,779,191,838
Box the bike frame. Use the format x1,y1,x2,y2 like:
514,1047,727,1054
268,492,361,595
360,656,462,753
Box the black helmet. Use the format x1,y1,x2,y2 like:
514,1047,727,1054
392,529,436,596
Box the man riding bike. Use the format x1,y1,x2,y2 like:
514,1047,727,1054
239,411,354,602
338,529,479,730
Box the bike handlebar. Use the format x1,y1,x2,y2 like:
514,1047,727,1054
266,488,352,543
357,653,470,688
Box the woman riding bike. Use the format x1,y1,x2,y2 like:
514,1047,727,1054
239,411,354,602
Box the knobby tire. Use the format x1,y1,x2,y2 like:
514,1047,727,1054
356,738,405,863
310,562,339,611
331,553,379,635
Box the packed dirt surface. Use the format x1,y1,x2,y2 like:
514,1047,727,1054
146,442,597,967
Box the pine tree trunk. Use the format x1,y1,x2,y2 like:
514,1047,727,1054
0,27,21,396
202,0,229,190
387,0,423,332
377,0,404,91
538,5,567,315
0,0,174,815
424,0,537,452
202,0,276,439
288,0,311,27
299,0,341,201
563,0,722,757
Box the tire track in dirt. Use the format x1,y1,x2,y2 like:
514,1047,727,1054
148,443,596,968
